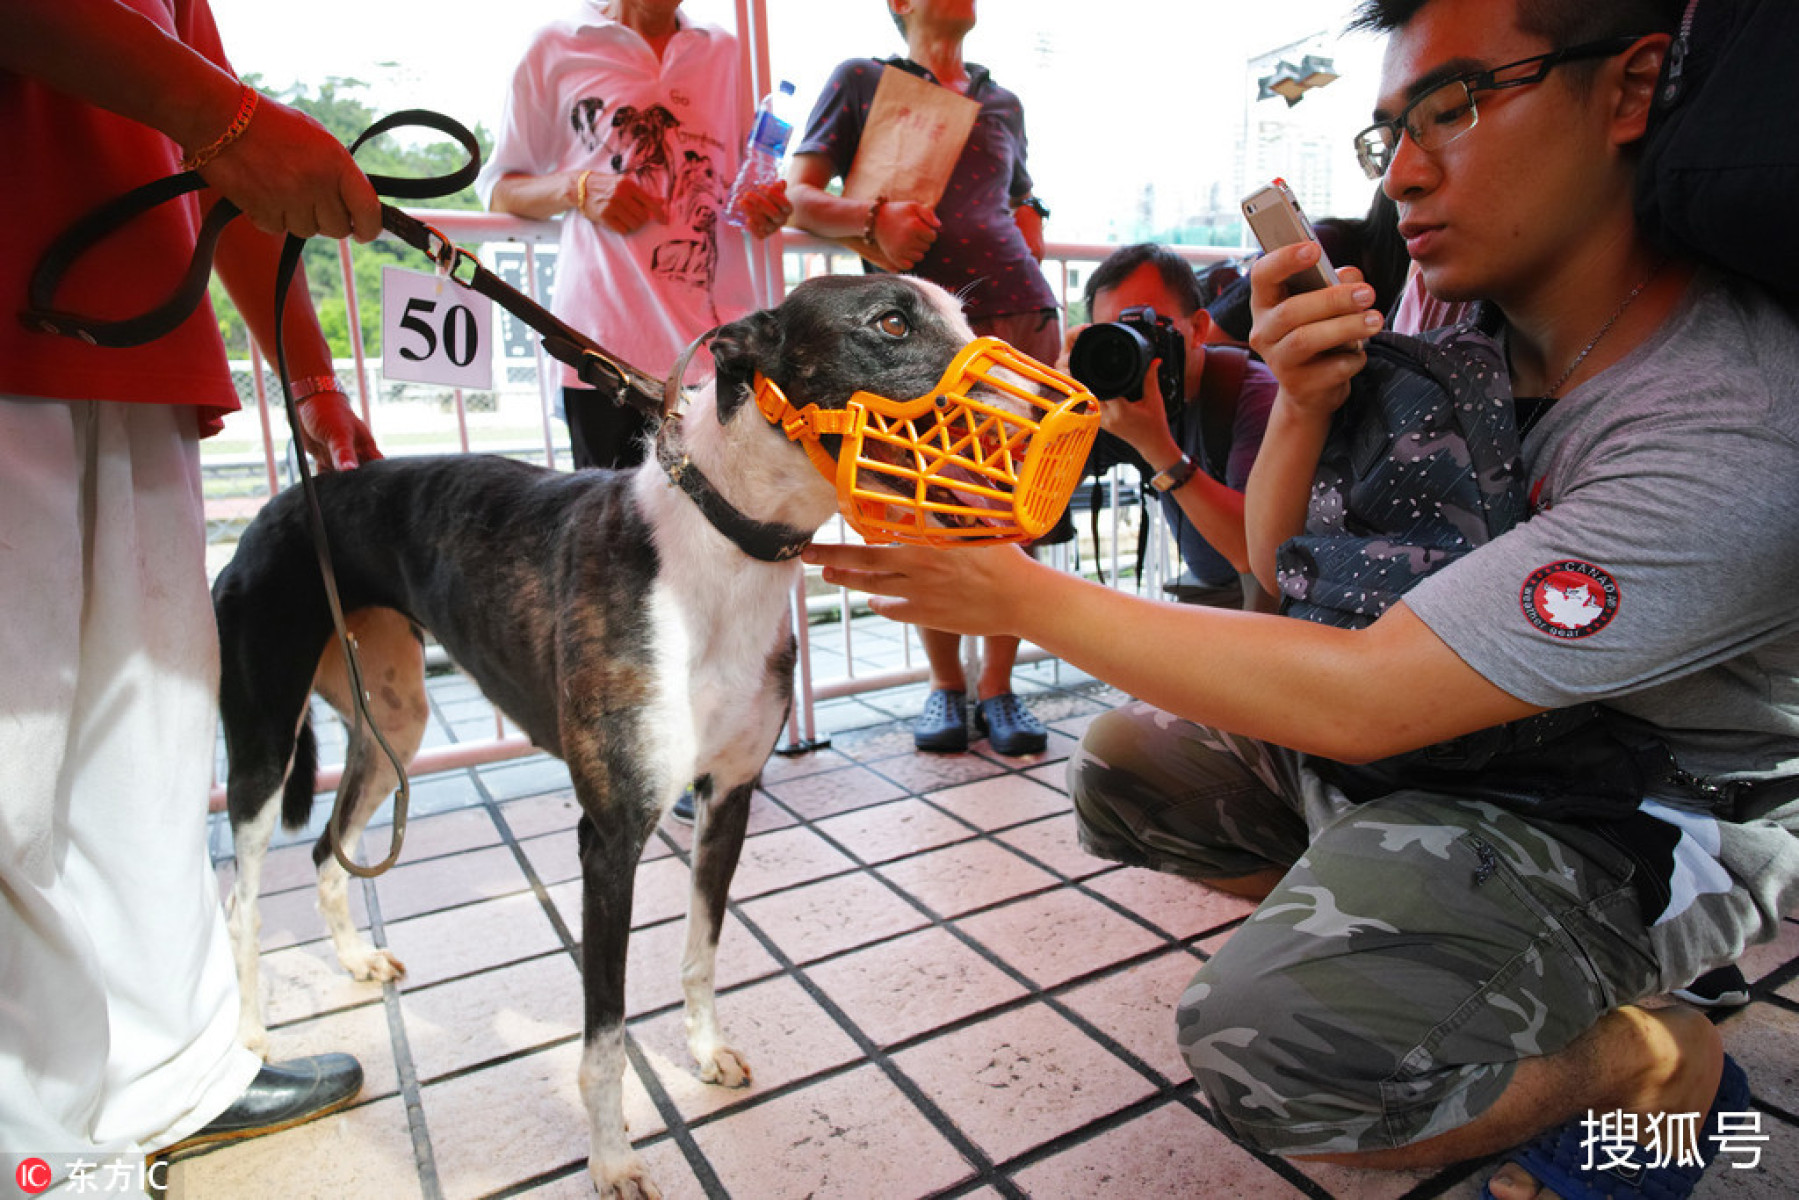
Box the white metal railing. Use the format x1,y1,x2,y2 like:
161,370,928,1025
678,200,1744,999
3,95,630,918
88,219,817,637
205,213,1246,802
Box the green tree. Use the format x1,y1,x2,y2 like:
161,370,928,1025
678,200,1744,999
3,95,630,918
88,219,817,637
210,76,494,364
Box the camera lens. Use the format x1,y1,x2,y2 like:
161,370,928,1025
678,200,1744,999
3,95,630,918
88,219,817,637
1068,323,1154,401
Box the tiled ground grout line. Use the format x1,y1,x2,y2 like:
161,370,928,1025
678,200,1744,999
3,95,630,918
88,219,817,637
356,873,447,1200
466,755,743,1200
619,1036,738,1200
346,667,472,1198
402,1026,582,1094
989,1088,1347,1200
208,655,1799,1198
479,1161,590,1199
1752,956,1799,999
657,822,1025,1199
725,693,1496,1199
731,738,1306,1195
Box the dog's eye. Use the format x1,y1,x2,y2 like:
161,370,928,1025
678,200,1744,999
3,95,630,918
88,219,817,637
875,311,910,339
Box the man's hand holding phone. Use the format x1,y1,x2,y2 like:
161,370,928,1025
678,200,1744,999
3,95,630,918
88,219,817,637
1247,244,1384,420
1240,180,1384,420
1241,179,1339,295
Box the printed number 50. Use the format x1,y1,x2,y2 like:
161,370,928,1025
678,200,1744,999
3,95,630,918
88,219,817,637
397,298,479,367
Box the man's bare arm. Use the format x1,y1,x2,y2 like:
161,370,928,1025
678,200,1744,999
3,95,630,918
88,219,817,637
805,541,1539,762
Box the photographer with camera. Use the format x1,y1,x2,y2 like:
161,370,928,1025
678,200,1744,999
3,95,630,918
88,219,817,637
1068,244,1278,611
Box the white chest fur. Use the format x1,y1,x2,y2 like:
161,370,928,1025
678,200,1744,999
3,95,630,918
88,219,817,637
630,393,828,793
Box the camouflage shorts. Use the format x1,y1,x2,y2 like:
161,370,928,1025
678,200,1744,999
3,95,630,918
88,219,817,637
1067,703,1663,1156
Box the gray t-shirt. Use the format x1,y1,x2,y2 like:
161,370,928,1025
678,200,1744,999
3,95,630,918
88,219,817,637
1405,271,1799,784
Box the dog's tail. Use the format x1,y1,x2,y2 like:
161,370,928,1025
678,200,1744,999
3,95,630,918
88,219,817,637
282,718,318,833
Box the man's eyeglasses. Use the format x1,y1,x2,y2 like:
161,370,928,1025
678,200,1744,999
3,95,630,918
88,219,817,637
1352,35,1643,180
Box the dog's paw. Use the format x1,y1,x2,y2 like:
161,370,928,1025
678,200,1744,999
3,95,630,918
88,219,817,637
590,1155,661,1200
237,1020,271,1061
340,945,407,983
696,1045,752,1089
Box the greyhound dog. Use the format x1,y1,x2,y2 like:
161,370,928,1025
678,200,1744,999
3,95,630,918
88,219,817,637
212,274,1005,1197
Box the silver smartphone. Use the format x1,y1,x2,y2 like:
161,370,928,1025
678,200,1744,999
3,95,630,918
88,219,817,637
1241,179,1339,294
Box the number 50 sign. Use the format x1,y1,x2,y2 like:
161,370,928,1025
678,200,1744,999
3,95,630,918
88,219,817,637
381,266,494,390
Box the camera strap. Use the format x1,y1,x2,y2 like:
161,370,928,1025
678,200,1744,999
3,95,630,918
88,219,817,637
1079,343,1254,590
1194,345,1249,482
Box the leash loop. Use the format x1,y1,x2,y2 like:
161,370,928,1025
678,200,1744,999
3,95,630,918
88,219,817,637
268,227,413,881
23,173,239,348
287,109,482,878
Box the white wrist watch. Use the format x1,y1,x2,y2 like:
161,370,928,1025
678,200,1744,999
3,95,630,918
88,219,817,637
1149,453,1199,493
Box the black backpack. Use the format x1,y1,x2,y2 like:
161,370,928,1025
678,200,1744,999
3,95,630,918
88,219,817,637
1635,0,1799,300
1276,331,1524,628
1279,327,1666,821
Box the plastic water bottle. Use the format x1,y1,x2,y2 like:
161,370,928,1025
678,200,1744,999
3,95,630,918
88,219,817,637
724,80,796,229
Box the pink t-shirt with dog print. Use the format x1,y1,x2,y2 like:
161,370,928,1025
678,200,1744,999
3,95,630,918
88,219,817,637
478,5,762,384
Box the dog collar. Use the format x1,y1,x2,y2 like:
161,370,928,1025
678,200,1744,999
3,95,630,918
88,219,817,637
655,426,812,563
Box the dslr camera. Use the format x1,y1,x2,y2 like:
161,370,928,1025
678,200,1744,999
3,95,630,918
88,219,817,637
1067,305,1185,412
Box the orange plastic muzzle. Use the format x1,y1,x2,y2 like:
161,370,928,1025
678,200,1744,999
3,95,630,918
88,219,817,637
753,336,1100,546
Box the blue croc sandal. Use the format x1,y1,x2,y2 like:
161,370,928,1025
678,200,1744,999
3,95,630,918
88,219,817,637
1480,1055,1751,1200
975,693,1048,757
914,689,968,753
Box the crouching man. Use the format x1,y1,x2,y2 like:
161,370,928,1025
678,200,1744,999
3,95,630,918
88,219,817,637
805,0,1799,1196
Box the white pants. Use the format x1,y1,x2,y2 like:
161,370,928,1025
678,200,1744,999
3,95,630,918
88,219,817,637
0,398,258,1160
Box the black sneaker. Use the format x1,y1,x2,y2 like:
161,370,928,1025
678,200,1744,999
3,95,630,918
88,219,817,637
669,786,696,824
914,689,969,753
1672,964,1751,1009
158,1053,363,1156
975,693,1048,757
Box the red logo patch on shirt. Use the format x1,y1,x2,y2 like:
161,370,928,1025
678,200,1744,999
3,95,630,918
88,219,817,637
1520,560,1619,639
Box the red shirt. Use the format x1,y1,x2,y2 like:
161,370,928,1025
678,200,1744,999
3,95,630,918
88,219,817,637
0,0,241,434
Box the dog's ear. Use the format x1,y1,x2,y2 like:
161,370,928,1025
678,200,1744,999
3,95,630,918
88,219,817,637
710,308,782,423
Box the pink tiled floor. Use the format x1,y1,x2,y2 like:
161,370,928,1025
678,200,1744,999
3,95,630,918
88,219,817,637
180,668,1799,1198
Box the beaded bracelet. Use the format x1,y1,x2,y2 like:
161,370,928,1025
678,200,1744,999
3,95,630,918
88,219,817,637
287,374,344,404
862,195,887,245
181,82,259,172
574,169,593,214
